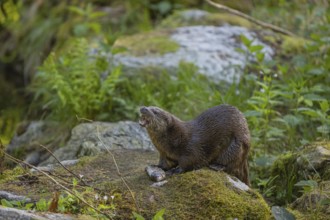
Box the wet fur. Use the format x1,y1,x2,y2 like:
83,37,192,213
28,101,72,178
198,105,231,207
140,105,250,185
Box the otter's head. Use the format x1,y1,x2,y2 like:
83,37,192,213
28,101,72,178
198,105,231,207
139,106,172,132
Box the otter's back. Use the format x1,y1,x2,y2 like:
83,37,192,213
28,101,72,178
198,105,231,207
190,105,249,145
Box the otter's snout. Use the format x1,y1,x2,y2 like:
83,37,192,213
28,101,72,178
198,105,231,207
139,106,151,127
140,106,148,114
140,106,149,114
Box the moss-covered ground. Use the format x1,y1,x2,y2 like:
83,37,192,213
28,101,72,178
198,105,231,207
0,149,270,219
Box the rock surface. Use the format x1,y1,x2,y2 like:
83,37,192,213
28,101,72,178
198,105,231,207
40,121,153,165
6,121,68,166
0,191,31,203
111,9,274,83
0,206,75,220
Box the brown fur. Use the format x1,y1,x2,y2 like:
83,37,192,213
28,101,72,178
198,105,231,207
139,104,250,185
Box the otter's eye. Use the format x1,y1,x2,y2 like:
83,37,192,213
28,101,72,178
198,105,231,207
152,109,159,115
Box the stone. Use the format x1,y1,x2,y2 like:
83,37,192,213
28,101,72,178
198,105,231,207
296,145,330,171
271,206,295,220
40,121,153,165
227,176,250,191
0,206,75,220
0,191,31,203
31,159,79,173
0,206,46,220
112,25,273,84
6,121,67,166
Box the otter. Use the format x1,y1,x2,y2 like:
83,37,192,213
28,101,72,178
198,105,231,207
139,104,250,185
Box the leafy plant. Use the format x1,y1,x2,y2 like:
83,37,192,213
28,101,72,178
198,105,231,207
116,61,222,121
30,38,122,123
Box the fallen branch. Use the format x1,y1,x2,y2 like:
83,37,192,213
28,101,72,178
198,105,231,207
39,144,89,187
205,0,296,37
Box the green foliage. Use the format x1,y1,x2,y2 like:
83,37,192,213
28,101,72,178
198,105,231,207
295,180,318,194
0,178,117,219
252,0,329,37
116,62,222,120
240,28,330,155
30,38,122,122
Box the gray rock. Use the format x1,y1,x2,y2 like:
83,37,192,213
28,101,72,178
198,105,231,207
181,9,208,20
271,206,295,220
296,145,330,171
7,121,58,153
24,151,41,166
112,24,273,83
0,206,74,220
6,121,64,166
227,176,250,191
40,121,153,165
0,206,45,220
0,191,31,203
31,159,79,173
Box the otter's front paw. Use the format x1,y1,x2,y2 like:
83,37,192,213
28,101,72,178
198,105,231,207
166,167,184,176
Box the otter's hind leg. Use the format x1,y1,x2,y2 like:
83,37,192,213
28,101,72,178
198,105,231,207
216,138,250,185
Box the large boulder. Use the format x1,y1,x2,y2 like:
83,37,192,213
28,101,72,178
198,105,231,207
111,9,274,83
40,121,153,165
6,121,153,167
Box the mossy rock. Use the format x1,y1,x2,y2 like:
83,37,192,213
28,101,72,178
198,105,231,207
112,31,179,56
289,181,330,220
268,141,330,204
159,9,307,56
262,34,308,56
160,10,254,29
0,149,270,219
132,170,270,219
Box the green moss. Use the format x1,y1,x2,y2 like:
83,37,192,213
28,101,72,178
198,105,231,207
268,141,330,204
0,151,270,219
165,170,270,219
117,169,270,219
113,31,179,56
263,34,308,56
0,166,25,183
205,13,253,28
270,152,299,204
160,10,254,29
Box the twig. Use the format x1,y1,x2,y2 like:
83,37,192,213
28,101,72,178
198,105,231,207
205,0,296,37
76,115,94,123
39,144,89,187
2,151,113,219
96,125,140,212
